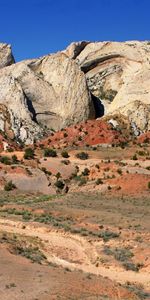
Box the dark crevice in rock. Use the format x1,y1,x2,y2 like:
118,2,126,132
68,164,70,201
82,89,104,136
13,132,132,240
71,41,90,59
91,93,104,118
24,92,38,123
81,54,122,73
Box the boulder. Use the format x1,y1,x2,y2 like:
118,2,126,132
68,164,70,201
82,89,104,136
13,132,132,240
0,43,15,68
0,46,95,143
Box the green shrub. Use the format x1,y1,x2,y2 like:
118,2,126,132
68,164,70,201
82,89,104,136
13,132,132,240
82,168,90,176
78,177,87,186
24,148,34,159
55,172,61,179
63,132,68,138
12,155,18,164
4,180,16,191
132,154,138,160
55,180,65,189
117,168,122,175
76,152,89,160
99,230,119,242
0,156,11,165
61,151,69,158
123,262,142,272
44,148,57,157
7,147,14,152
96,178,103,185
41,167,52,176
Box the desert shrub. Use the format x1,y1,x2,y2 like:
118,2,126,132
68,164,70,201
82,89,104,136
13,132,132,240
104,247,134,262
14,245,46,263
24,148,34,159
41,167,52,176
78,177,87,186
39,143,44,149
55,172,61,179
148,182,150,189
76,152,89,160
0,156,11,165
117,168,122,175
63,132,68,138
26,168,33,176
96,178,103,185
7,147,14,152
4,180,16,191
99,230,119,242
55,180,65,189
82,168,90,176
44,148,57,157
61,151,69,158
123,262,142,272
12,155,18,164
132,154,138,160
61,159,70,165
95,164,100,169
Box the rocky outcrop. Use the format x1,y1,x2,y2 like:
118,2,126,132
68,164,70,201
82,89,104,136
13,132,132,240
67,40,150,132
0,46,95,143
0,40,150,144
0,43,15,69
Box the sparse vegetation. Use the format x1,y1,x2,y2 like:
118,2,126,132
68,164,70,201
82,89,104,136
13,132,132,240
76,152,89,160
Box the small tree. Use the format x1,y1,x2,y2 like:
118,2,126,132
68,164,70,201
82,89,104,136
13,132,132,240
44,148,57,157
24,148,34,159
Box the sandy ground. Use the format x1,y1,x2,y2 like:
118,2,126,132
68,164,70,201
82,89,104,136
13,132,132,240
0,218,149,292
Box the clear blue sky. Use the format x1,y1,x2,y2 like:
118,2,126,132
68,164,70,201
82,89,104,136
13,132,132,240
0,0,150,61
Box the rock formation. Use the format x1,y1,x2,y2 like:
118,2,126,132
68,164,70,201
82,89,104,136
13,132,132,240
0,45,94,143
0,43,15,69
0,40,150,143
66,40,150,133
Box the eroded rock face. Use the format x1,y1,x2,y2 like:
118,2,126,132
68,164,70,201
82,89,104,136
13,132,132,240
67,40,150,132
0,43,15,69
0,45,95,143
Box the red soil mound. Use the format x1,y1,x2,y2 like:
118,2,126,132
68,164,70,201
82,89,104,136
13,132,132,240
38,119,128,149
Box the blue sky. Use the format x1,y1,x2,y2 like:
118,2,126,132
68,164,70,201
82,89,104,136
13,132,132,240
0,0,150,61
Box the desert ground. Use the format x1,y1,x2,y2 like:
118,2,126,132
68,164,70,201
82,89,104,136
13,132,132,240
0,124,150,300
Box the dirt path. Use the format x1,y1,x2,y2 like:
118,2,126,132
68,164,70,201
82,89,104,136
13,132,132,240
0,218,149,291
